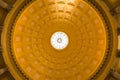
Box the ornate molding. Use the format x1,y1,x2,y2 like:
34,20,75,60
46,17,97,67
85,0,117,79
2,0,117,80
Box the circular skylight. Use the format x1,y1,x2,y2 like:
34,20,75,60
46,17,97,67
50,31,69,50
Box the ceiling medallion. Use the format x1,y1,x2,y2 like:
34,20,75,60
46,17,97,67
50,31,69,50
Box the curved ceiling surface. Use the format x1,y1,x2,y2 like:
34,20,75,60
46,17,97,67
13,0,106,79
2,0,116,80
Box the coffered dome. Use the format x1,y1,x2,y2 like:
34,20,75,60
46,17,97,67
1,0,117,80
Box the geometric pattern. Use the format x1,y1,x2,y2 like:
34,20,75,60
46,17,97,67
12,0,106,80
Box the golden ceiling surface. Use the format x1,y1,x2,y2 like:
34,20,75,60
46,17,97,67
2,0,117,80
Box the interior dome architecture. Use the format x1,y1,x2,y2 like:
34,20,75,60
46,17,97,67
0,0,120,80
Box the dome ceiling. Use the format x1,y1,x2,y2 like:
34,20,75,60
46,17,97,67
1,0,117,80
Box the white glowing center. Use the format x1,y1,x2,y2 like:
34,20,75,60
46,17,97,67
51,31,69,50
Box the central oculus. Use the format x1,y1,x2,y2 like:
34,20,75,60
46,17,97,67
50,31,69,50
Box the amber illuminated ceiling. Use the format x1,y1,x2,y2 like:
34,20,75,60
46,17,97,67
1,0,117,80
